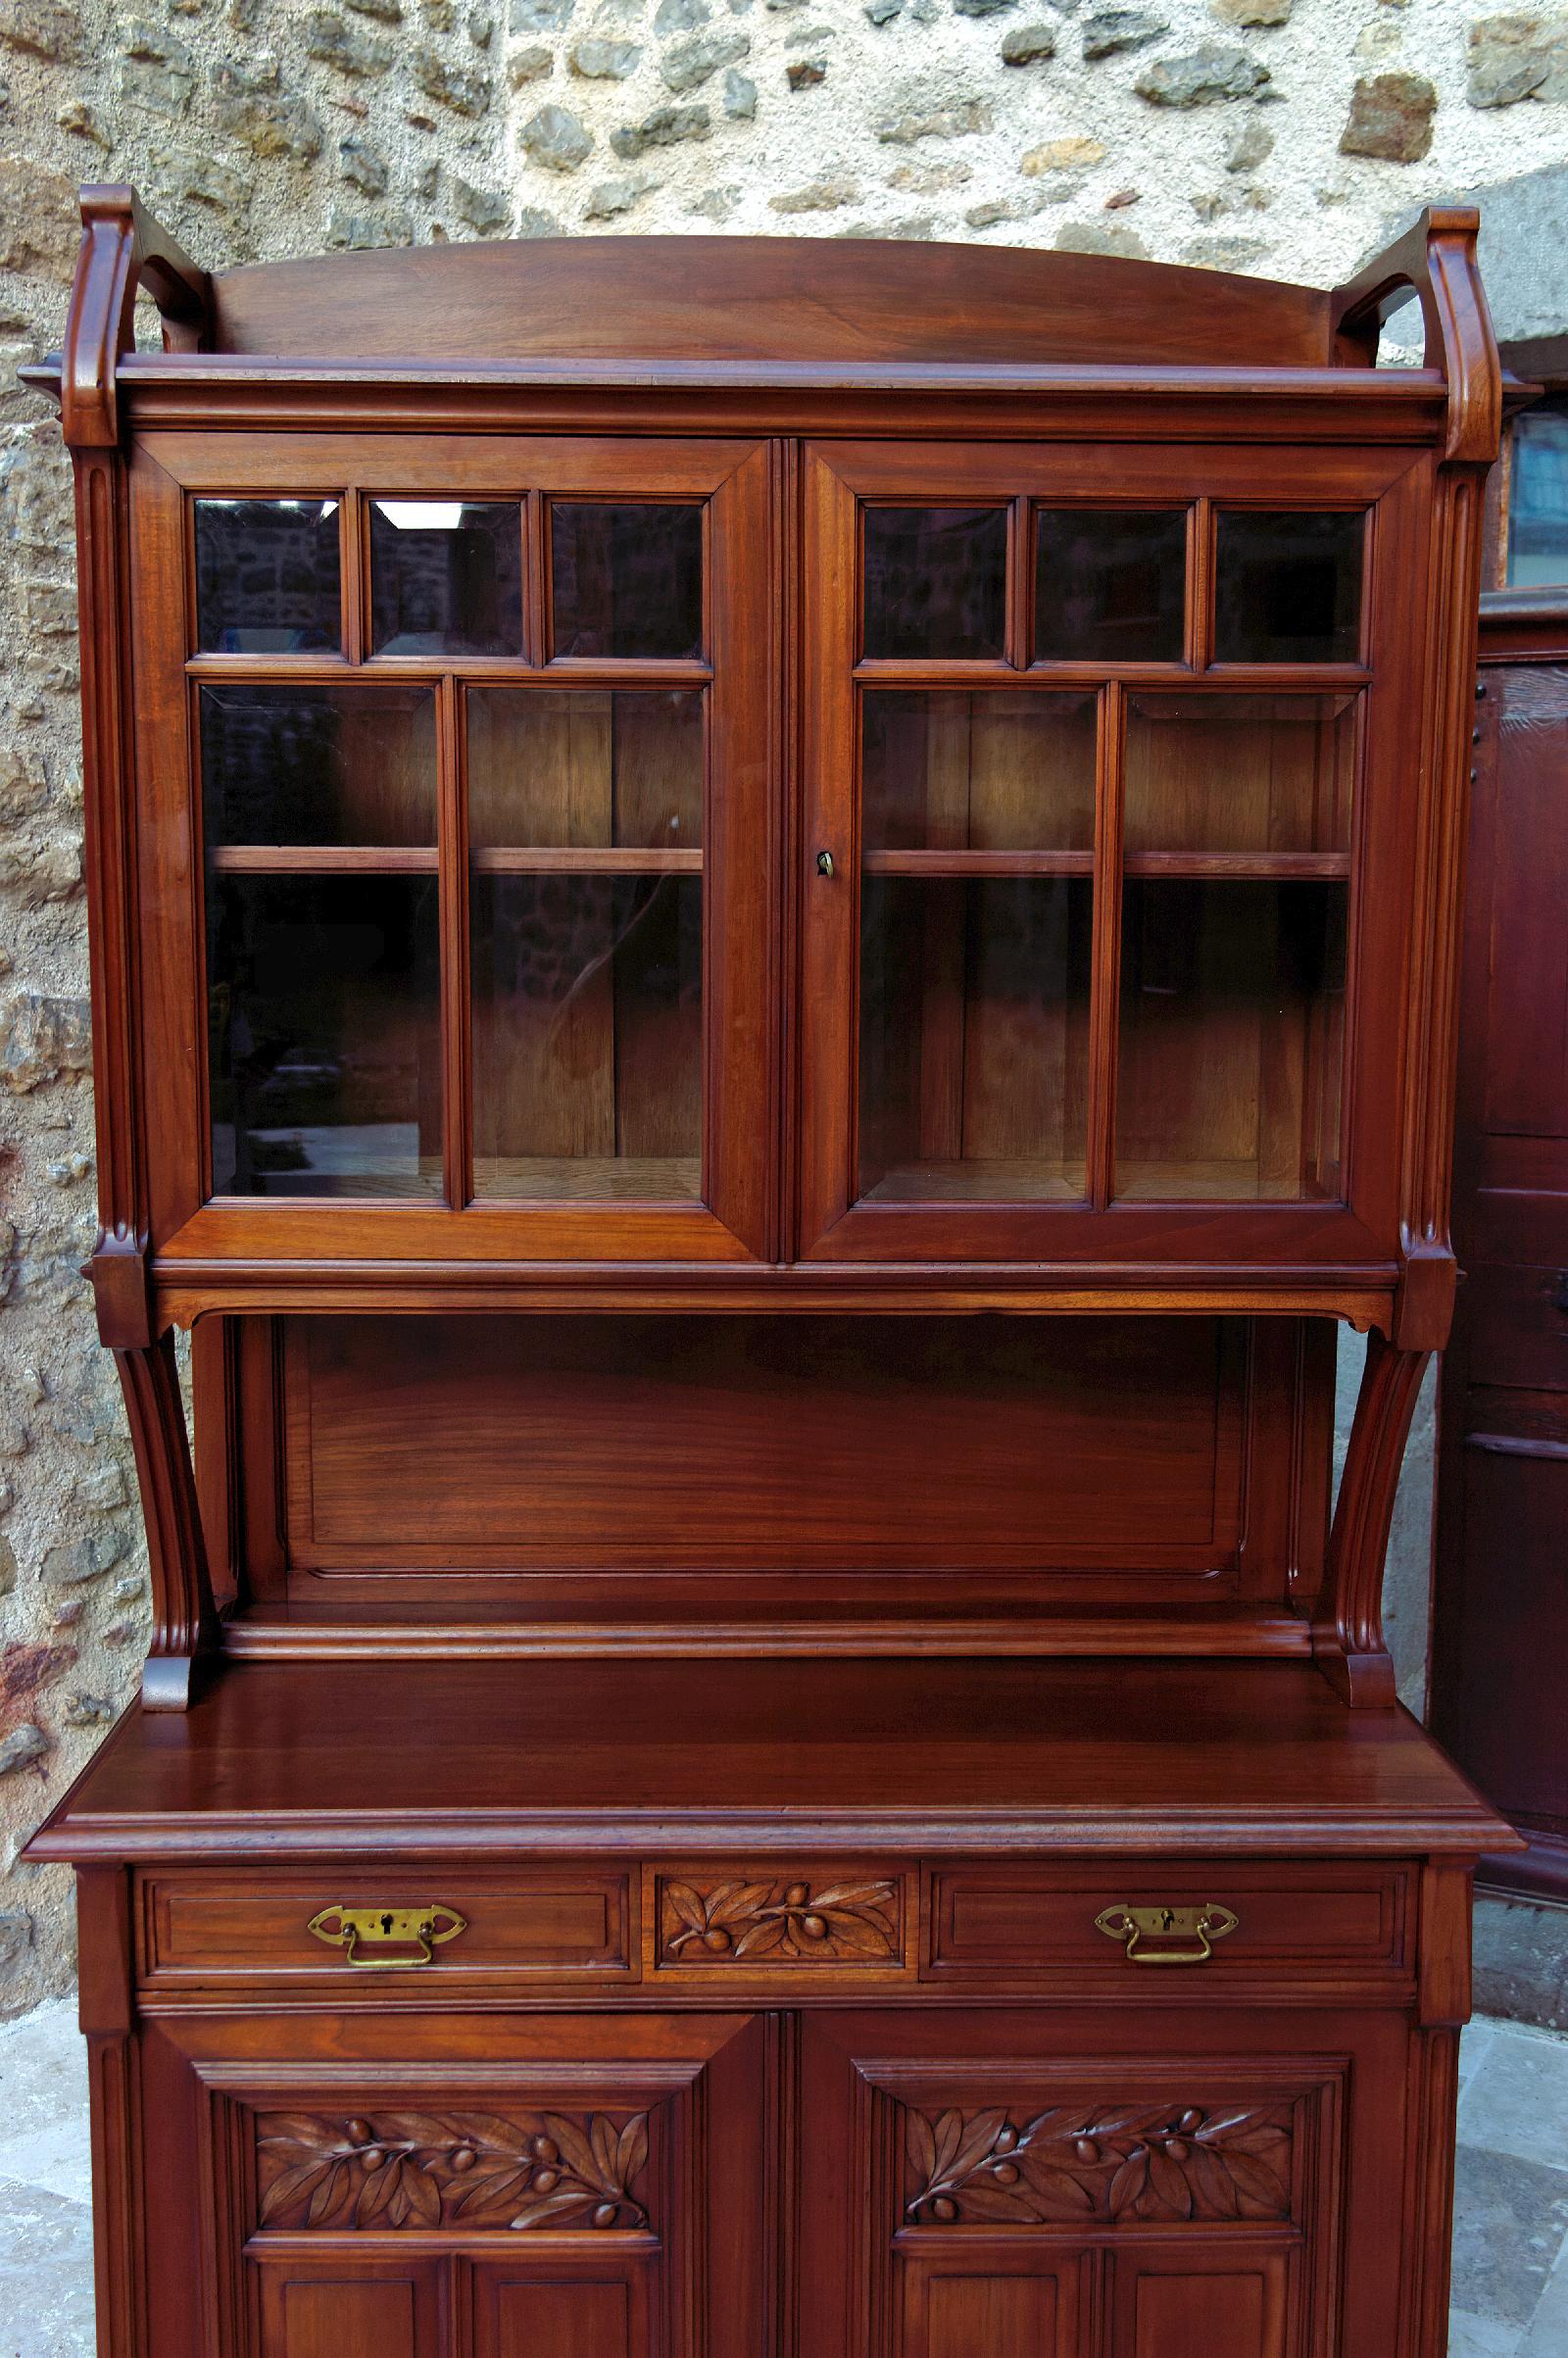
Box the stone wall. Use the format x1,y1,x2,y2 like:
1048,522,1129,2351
1,0,1565,2015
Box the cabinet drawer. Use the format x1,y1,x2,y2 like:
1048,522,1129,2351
648,1865,915,1980
923,1863,1412,1991
138,1870,636,1987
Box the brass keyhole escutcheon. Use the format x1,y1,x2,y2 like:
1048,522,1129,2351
307,1903,468,1970
1094,1902,1239,1966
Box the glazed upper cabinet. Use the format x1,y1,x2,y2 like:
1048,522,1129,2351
137,434,1438,1288
56,200,1495,1335
130,433,776,1269
799,440,1423,1266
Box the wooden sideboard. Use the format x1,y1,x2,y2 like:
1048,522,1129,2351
25,190,1515,2358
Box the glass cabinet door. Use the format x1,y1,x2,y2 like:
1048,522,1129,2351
139,439,774,1263
800,444,1414,1264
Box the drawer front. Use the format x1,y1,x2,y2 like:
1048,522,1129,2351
139,1870,636,1986
924,1863,1412,1991
648,1865,916,1982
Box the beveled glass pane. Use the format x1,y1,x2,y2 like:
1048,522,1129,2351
208,875,441,1198
1214,511,1364,664
1116,877,1347,1202
195,498,341,654
1507,398,1568,586
368,500,523,656
862,507,1007,662
862,691,1095,853
200,684,436,848
471,873,702,1201
858,876,1092,1203
551,503,704,659
1034,509,1186,663
1123,693,1356,856
467,689,703,851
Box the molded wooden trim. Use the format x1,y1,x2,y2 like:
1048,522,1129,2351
1313,1332,1430,1706
1332,206,1501,466
112,1333,220,1708
62,185,209,450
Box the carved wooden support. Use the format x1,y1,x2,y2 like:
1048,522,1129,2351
109,1326,220,1710
1331,206,1499,464
1313,1330,1431,1707
63,184,210,451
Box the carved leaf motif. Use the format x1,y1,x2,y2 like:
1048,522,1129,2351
255,2109,652,2233
904,2099,1296,2228
659,1874,902,1964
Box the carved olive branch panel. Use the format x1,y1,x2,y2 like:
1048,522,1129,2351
255,2109,651,2233
659,1875,902,1963
904,2100,1296,2228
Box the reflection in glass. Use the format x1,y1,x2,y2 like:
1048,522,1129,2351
467,689,703,851
1035,509,1187,663
1507,398,1568,586
1214,510,1364,664
471,873,702,1201
1116,877,1347,1201
862,691,1096,854
200,684,436,848
1123,693,1356,857
368,501,523,656
551,503,704,659
195,499,341,654
208,875,441,1198
862,507,1007,662
858,877,1091,1203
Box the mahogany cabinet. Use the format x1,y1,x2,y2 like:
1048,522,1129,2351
25,190,1515,2358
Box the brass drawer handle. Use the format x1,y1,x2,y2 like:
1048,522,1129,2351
307,1904,467,1970
1095,1902,1238,1965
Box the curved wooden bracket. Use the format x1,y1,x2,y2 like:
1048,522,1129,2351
1332,206,1500,466
112,1330,220,1711
62,184,210,449
1313,1330,1431,1708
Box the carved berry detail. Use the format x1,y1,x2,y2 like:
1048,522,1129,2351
660,1874,901,1964
256,2109,651,2233
905,2101,1295,2227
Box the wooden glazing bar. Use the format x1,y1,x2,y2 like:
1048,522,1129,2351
1086,679,1125,1211
1004,493,1030,669
437,672,471,1209
1189,496,1214,672
340,485,365,664
853,660,1372,691
523,486,547,668
183,654,715,686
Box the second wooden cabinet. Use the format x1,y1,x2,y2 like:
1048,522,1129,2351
132,1995,1417,2358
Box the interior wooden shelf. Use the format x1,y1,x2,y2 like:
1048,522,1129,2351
1112,1157,1344,1204
469,846,703,873
209,843,438,872
1124,849,1350,879
210,844,703,874
859,849,1348,880
472,1154,703,1202
861,849,1094,876
860,1157,1086,1203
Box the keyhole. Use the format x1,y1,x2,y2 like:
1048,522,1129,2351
1158,1909,1175,1932
380,1913,394,1935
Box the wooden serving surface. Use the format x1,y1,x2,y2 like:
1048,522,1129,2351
31,1657,1512,1864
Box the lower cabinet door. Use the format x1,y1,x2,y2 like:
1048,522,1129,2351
137,2010,766,2358
799,2006,1421,2358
